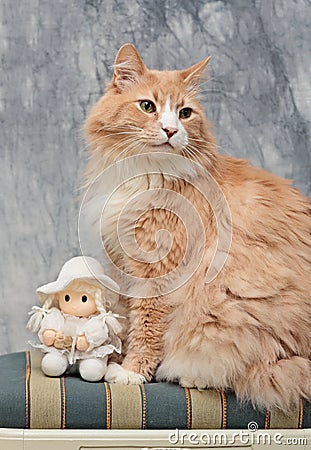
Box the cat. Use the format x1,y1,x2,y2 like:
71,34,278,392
83,43,311,410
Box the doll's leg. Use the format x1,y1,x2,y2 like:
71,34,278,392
41,352,68,377
79,356,108,382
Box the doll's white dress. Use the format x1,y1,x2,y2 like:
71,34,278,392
31,307,121,381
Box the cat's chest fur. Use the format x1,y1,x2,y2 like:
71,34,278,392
90,158,203,243
100,174,164,236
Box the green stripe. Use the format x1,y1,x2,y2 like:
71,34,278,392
0,352,27,428
226,391,266,429
144,382,188,429
64,375,108,429
302,400,311,428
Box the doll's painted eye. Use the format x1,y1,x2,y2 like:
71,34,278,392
81,295,88,303
65,294,70,302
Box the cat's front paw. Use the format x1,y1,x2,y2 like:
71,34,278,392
105,362,146,385
179,376,209,390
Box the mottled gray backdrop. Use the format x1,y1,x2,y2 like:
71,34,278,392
0,0,310,354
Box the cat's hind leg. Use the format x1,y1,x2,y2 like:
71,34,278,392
235,356,311,410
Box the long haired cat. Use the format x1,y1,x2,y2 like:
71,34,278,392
83,43,311,410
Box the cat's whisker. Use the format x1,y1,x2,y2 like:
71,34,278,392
89,136,140,167
108,137,139,157
199,89,230,99
186,78,228,100
199,90,229,97
115,143,142,162
116,139,141,160
188,137,207,144
198,72,226,87
183,143,221,178
183,145,197,161
94,130,140,138
185,74,226,98
100,124,143,132
111,135,147,160
87,134,139,153
136,142,148,157
214,143,231,155
189,139,231,157
84,132,139,152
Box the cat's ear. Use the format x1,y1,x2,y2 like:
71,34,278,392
181,56,211,89
113,43,147,91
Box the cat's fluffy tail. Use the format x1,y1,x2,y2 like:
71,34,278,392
235,356,311,410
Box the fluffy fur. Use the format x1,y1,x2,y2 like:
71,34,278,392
83,43,311,410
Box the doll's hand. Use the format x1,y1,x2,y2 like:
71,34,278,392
54,332,73,350
76,335,90,352
42,329,56,346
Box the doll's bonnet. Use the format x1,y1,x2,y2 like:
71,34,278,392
36,256,120,309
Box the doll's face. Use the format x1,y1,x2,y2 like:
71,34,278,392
58,289,97,317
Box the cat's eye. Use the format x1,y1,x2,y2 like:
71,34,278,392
140,100,156,113
81,295,88,303
65,294,70,302
179,107,192,119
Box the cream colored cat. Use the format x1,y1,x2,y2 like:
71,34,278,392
83,43,311,410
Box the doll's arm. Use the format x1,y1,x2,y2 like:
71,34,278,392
42,329,56,346
78,316,109,351
38,308,65,346
76,335,89,351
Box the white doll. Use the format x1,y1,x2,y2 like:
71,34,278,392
27,256,123,382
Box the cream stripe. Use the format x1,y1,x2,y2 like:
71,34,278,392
269,404,299,429
190,388,222,429
109,384,142,429
29,352,62,429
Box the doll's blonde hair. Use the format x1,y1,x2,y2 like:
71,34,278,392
27,281,110,333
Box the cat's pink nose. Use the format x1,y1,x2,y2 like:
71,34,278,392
162,127,178,139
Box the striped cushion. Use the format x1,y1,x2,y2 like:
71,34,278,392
0,351,310,429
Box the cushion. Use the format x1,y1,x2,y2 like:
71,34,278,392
0,351,310,430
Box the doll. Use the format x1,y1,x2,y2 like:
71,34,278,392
27,256,123,382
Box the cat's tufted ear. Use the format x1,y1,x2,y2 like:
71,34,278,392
181,56,211,89
113,43,147,91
